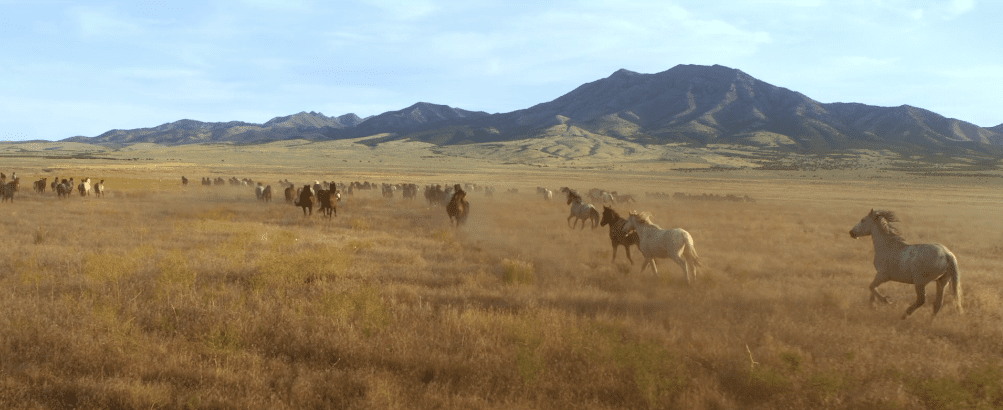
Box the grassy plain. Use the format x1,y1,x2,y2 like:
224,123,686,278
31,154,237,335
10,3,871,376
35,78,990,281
1,141,1002,409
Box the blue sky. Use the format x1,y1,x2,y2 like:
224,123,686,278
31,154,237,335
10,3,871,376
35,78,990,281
1,0,999,141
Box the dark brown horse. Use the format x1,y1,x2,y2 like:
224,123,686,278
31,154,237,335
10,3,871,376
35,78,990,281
446,186,469,227
0,178,18,203
317,189,338,219
296,185,314,216
601,206,640,265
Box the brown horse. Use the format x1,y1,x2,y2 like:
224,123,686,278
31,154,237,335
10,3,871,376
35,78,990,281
0,178,18,203
296,185,314,216
284,186,296,204
317,189,338,219
446,186,469,227
600,206,640,265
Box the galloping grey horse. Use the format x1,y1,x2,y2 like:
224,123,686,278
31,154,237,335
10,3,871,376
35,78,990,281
850,209,963,319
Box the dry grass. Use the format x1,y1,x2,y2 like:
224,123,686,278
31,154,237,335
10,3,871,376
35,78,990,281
0,176,1002,409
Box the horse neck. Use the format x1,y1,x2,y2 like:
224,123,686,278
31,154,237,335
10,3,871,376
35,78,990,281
870,228,906,253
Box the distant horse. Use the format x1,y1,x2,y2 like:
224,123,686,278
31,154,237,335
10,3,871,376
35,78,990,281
600,191,615,205
296,185,314,216
93,180,105,197
543,189,553,201
624,211,702,283
182,176,188,186
51,178,59,192
262,185,272,202
34,178,47,194
56,179,71,199
566,191,599,229
284,186,296,204
0,178,19,203
78,178,91,196
600,206,640,264
850,209,963,319
446,186,470,227
317,189,337,219
255,184,265,200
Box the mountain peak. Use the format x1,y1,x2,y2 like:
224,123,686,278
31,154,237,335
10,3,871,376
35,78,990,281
610,68,640,78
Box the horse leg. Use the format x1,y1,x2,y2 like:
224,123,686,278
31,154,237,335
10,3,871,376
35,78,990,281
903,283,927,320
580,217,586,230
932,276,949,317
673,256,691,284
611,244,618,263
624,246,634,265
869,273,891,306
650,259,659,276
568,215,574,228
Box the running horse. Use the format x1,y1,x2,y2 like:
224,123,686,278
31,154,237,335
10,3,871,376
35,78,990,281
849,209,963,319
565,190,599,229
446,184,470,227
600,206,640,264
623,211,703,283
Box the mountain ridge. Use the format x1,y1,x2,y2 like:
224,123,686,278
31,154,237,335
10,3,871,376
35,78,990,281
60,64,1003,153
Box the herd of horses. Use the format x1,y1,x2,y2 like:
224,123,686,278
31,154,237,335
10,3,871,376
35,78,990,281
0,173,105,203
550,185,963,320
0,170,964,320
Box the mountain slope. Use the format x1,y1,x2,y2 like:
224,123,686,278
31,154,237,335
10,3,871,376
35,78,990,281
60,64,1003,152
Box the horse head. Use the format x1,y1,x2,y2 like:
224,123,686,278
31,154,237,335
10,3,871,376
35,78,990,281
600,205,613,226
849,209,876,239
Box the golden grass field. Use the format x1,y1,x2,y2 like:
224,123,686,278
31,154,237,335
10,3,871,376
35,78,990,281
1,142,1002,409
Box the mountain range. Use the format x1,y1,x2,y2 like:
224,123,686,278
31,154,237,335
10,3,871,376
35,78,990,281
62,64,1003,153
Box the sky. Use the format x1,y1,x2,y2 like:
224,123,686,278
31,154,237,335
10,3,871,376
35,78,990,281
1,0,999,141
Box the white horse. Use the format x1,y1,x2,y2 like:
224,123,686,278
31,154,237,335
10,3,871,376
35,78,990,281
624,211,702,283
566,191,599,229
78,178,92,196
543,189,553,201
255,184,265,200
850,209,963,319
601,191,615,205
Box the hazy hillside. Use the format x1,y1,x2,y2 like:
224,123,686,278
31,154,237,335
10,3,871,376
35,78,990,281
60,64,1003,153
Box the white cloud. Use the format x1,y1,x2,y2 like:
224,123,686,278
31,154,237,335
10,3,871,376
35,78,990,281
68,6,142,38
948,0,975,15
361,0,439,20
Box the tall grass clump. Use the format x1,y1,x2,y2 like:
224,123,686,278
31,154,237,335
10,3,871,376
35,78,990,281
501,258,535,285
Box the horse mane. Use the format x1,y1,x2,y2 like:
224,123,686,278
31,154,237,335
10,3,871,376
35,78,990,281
604,206,622,220
872,210,906,242
568,191,581,202
628,210,655,226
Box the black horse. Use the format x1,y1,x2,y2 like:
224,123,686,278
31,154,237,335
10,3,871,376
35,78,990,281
600,206,640,265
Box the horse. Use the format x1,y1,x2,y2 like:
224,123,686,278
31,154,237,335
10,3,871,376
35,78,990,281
34,178,47,194
543,189,553,201
566,191,599,229
93,180,104,197
262,185,272,202
446,186,470,227
0,178,18,203
623,211,702,283
255,184,265,200
601,191,615,205
600,206,640,264
317,189,337,219
182,176,188,186
850,209,963,319
296,185,314,216
78,178,91,197
56,179,71,198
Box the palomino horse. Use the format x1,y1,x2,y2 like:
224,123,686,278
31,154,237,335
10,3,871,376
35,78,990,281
446,186,470,227
624,211,702,283
566,191,599,229
600,206,639,264
850,209,963,319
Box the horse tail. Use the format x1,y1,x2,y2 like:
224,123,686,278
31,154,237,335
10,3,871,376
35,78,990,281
590,208,600,228
684,232,703,268
948,252,963,315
